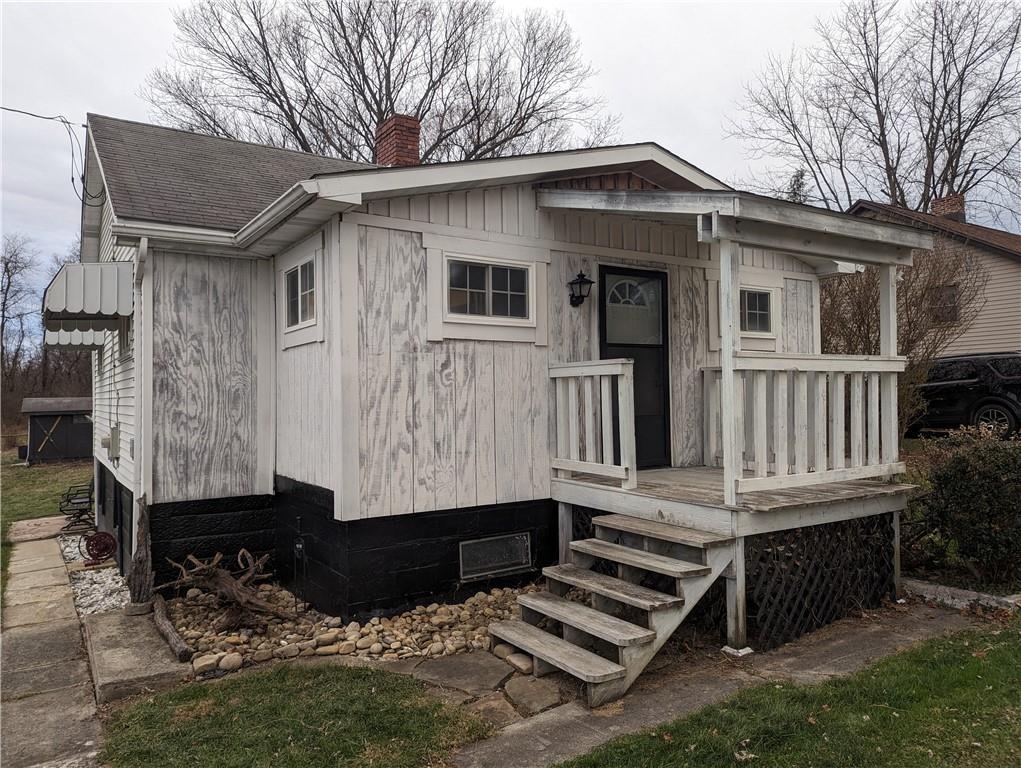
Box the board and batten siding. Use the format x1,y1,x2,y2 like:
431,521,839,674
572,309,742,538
347,183,820,518
275,229,339,489
92,198,137,490
357,225,549,519
151,250,272,503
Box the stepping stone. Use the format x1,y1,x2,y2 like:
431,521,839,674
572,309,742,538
3,596,77,628
0,682,100,768
3,584,72,607
7,516,66,542
465,692,521,729
504,675,560,717
5,567,68,593
412,651,514,697
506,653,533,674
1,620,84,671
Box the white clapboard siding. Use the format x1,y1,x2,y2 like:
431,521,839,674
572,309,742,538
151,251,259,503
92,199,136,490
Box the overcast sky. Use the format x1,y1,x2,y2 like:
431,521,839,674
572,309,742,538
2,0,833,272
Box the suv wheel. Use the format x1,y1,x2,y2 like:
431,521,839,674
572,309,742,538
973,404,1017,434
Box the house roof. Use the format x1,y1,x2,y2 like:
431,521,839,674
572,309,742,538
848,200,1021,263
88,114,373,232
21,397,92,415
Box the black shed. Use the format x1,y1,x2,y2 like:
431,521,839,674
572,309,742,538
21,397,93,463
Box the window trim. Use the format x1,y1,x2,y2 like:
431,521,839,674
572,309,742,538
739,287,774,337
283,260,317,332
277,231,326,350
442,252,537,330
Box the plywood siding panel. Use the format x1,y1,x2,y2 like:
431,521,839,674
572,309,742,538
151,251,262,503
474,343,497,505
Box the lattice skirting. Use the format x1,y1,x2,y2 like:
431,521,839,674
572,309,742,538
570,507,896,649
744,514,895,649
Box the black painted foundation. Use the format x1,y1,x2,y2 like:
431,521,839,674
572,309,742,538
274,475,558,619
149,494,275,583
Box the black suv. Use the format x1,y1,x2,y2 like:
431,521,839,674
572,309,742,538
913,353,1021,434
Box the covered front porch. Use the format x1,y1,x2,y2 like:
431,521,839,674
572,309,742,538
541,189,933,519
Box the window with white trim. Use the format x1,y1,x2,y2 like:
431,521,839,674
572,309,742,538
740,289,772,333
285,260,316,329
447,259,529,319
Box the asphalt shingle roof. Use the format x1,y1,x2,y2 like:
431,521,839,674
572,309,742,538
88,114,373,232
850,200,1021,262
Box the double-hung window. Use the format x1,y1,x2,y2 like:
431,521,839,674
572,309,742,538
285,260,316,329
447,260,529,320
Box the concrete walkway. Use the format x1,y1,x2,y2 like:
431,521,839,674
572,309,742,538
2,538,101,768
454,603,976,768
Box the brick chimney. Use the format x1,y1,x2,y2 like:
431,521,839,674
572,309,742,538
375,114,420,167
932,193,966,223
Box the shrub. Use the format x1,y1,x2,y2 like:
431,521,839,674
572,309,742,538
921,428,1021,584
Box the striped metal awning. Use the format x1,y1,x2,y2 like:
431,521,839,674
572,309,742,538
43,262,133,332
44,329,106,349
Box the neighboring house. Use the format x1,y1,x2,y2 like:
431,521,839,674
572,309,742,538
44,114,931,705
20,396,92,463
849,196,1021,356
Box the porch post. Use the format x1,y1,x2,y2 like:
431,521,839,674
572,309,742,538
726,536,747,648
719,238,742,506
878,264,898,465
558,502,573,564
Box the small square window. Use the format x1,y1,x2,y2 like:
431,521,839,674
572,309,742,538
740,289,771,333
285,260,316,329
117,317,133,360
447,259,529,320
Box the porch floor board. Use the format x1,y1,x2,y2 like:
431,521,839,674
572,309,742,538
572,466,913,513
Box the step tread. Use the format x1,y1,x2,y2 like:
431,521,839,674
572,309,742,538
594,514,734,548
543,564,683,612
488,620,626,683
518,591,656,646
571,539,711,578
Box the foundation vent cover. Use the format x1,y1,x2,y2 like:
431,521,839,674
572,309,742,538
459,532,531,581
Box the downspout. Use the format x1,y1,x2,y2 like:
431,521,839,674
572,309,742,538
132,238,150,554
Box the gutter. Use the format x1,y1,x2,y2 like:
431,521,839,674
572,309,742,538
234,180,362,249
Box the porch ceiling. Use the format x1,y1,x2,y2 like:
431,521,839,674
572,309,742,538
536,189,934,267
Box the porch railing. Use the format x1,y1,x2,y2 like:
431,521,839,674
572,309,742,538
703,352,906,494
550,359,637,489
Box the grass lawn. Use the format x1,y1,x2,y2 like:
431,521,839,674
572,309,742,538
101,662,491,768
0,448,92,593
561,618,1021,768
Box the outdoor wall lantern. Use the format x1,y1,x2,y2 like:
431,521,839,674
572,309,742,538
567,271,594,307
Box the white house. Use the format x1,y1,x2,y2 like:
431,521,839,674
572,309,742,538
44,113,931,704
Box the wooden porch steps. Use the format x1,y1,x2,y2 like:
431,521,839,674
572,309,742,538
488,620,626,683
494,514,736,707
518,591,655,646
593,514,734,548
570,538,711,578
542,564,683,612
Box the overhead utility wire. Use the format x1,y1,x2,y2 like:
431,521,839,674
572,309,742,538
1,106,106,206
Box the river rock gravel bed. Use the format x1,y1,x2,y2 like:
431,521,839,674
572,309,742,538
171,581,540,676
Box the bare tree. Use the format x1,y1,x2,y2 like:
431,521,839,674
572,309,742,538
144,0,618,163
732,0,1021,228
1,234,92,432
1,234,37,398
820,237,988,432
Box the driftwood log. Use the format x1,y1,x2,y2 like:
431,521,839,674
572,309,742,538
161,549,294,632
127,495,154,604
153,594,192,662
